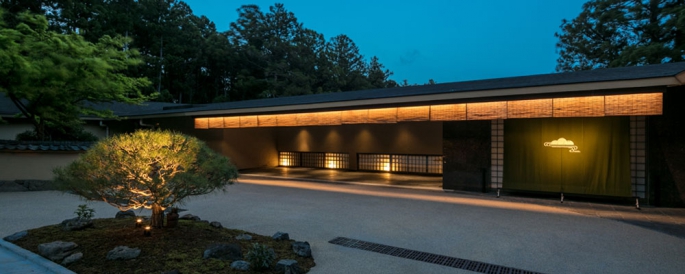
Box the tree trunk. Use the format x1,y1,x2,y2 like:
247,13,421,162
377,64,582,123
151,204,165,228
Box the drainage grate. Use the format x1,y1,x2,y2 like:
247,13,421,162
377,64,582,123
329,237,544,274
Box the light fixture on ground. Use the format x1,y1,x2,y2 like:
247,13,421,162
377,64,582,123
144,225,151,237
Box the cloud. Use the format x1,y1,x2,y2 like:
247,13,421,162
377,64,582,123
547,138,575,146
544,138,580,153
400,49,422,65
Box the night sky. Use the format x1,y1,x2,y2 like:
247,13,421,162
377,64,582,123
183,0,589,84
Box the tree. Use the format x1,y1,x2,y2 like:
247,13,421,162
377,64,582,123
323,34,370,92
54,130,239,228
555,0,685,71
0,9,151,140
367,56,395,88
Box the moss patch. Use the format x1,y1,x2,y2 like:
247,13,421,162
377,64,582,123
12,218,315,273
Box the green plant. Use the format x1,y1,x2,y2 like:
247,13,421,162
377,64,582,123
245,243,276,270
54,130,238,228
74,204,95,220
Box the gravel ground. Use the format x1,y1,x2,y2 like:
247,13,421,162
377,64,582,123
1,179,684,274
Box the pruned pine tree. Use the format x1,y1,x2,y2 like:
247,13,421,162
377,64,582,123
54,130,239,228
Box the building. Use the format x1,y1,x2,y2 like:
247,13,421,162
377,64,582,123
2,63,684,206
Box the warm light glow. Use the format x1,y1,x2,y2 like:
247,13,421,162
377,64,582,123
145,225,151,230
467,102,508,120
324,152,346,169
239,178,578,215
279,152,300,167
194,93,663,129
382,162,391,172
397,106,430,122
544,138,581,153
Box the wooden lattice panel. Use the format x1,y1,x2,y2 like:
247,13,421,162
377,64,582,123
554,96,604,117
605,93,662,116
194,118,209,129
296,113,318,126
223,117,240,128
316,111,342,125
258,115,278,127
467,102,507,120
507,99,553,118
277,114,298,127
368,108,397,123
239,116,258,127
429,104,466,121
342,110,369,124
207,117,224,128
397,106,429,122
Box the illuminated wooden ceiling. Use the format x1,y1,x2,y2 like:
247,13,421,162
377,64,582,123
195,93,663,129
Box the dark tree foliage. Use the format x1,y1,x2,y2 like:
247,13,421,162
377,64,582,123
2,1,399,103
0,8,150,140
556,0,685,71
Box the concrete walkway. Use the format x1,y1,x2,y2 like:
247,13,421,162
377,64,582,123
1,178,684,273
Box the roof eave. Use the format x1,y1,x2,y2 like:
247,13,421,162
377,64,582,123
130,76,681,119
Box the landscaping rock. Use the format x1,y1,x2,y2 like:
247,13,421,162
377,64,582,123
230,260,250,271
0,181,27,192
272,232,289,240
235,234,252,241
179,214,201,221
106,246,141,260
61,252,83,266
17,180,55,191
115,210,135,219
3,231,28,242
210,221,222,228
38,241,78,262
203,243,242,260
291,241,312,257
275,259,301,274
60,217,94,231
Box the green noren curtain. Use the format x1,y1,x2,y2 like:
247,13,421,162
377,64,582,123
503,117,631,197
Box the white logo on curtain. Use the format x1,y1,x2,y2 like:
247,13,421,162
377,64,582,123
544,138,580,153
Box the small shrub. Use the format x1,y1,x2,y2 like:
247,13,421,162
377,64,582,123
74,204,95,220
245,243,276,270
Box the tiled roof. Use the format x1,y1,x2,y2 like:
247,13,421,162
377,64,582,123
0,140,93,152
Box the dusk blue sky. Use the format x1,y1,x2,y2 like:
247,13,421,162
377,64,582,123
183,0,589,84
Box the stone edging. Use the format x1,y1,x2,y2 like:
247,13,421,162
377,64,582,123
0,239,76,274
0,180,56,192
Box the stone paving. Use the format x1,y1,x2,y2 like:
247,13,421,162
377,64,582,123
242,168,685,239
1,170,684,273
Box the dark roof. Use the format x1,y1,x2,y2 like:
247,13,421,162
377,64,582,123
2,62,685,118
0,140,93,152
194,62,685,113
0,95,182,117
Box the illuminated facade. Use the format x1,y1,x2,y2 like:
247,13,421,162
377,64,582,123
177,63,685,205
3,63,684,206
